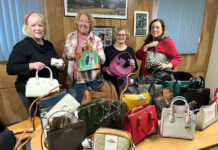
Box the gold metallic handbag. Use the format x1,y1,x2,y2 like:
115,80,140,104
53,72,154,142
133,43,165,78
93,128,133,150
196,102,218,130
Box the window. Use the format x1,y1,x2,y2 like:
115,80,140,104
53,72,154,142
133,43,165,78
0,0,42,61
157,0,205,54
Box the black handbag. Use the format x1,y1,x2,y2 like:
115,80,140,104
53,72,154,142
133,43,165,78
180,76,210,109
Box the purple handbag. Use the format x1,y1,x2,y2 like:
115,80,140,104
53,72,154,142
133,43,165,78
108,52,133,77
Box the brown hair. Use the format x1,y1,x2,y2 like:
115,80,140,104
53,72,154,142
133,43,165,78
144,19,167,44
74,10,95,31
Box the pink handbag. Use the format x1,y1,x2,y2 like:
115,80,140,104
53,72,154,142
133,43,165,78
108,52,133,77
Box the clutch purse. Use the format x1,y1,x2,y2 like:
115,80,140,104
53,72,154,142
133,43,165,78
145,49,169,69
93,128,133,150
196,102,218,130
25,66,59,97
108,52,133,77
160,96,196,140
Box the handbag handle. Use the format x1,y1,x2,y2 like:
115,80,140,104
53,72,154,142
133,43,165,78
169,96,192,124
36,66,53,80
138,111,156,135
189,76,205,89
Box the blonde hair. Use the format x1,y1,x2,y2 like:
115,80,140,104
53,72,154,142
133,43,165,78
22,13,46,37
74,10,95,31
113,26,130,41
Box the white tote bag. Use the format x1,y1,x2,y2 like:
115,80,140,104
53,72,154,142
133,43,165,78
25,66,59,97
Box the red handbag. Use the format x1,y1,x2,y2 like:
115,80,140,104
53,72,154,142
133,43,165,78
209,88,218,108
108,52,133,77
124,104,158,144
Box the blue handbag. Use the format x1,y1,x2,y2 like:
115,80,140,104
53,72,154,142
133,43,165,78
164,80,190,96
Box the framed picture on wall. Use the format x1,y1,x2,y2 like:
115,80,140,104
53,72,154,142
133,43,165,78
64,0,128,19
134,11,149,36
93,26,114,49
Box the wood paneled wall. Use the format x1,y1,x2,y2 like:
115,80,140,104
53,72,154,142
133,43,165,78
42,0,217,85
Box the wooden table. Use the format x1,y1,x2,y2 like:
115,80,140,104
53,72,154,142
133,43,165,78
31,121,218,150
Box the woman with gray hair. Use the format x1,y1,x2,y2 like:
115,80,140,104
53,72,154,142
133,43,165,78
7,12,65,116
63,10,105,103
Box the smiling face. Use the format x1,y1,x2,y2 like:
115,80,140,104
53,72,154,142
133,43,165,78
115,30,127,44
150,20,163,40
78,14,90,35
27,16,45,40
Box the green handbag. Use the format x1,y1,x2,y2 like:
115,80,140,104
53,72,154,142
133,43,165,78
164,80,190,96
77,49,100,72
78,99,110,135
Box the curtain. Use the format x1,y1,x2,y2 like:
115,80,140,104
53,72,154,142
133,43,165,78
157,0,205,54
0,0,42,61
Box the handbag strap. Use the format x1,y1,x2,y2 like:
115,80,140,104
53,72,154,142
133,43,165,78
36,66,53,79
139,111,156,135
189,76,205,89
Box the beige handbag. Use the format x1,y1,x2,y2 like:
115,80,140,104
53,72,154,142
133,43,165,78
160,96,196,140
93,128,133,150
196,102,218,130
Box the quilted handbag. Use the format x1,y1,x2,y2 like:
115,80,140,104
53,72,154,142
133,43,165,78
196,102,218,130
152,86,173,119
124,104,158,144
77,44,100,72
160,96,197,140
93,128,133,150
145,47,170,70
78,99,110,135
108,52,133,77
25,66,60,97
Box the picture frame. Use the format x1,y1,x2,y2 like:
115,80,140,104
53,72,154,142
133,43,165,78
64,0,128,19
134,11,149,36
93,26,114,49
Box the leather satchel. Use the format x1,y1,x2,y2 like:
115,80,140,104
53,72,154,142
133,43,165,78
25,66,60,97
77,43,100,72
93,128,133,150
108,52,133,77
124,104,158,144
145,47,170,69
78,99,110,135
81,81,118,105
152,86,173,119
160,96,197,140
196,102,218,130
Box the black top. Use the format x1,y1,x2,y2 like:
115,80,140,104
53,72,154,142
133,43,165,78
102,45,138,93
7,37,59,94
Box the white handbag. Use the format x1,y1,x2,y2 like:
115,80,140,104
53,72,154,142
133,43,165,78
25,66,59,97
196,102,218,130
160,96,196,140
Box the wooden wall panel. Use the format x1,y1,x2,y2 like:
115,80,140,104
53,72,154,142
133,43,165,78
42,0,217,83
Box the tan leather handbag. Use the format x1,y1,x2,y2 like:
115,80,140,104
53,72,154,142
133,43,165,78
81,81,119,104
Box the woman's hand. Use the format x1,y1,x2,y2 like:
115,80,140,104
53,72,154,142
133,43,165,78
102,67,112,75
66,53,75,61
144,41,159,52
159,63,173,70
57,59,65,71
29,62,46,71
129,59,135,69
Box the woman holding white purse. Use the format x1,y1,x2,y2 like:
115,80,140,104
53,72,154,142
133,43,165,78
7,12,65,116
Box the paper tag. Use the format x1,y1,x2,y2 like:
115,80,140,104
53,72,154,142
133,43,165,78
105,135,118,150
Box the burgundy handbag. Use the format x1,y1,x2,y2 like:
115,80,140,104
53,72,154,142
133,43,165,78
124,104,158,144
108,52,133,77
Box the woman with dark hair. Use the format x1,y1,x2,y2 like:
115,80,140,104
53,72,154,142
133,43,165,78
0,120,16,150
136,19,181,76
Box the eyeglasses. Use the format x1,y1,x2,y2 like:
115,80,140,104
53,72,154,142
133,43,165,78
79,20,89,24
116,34,126,37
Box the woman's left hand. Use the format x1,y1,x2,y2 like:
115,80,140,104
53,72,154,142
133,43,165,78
57,59,65,71
159,63,173,70
129,59,135,68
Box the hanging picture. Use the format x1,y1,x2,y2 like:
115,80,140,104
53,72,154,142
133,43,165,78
93,26,114,49
134,11,149,36
64,0,129,19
